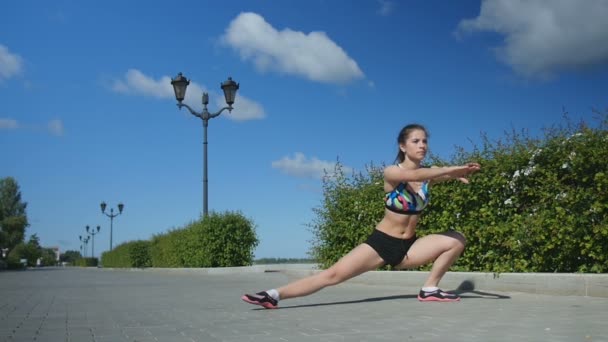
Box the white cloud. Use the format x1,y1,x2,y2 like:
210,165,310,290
112,69,266,122
272,152,351,179
0,44,23,81
222,12,364,84
377,0,395,16
111,69,178,99
216,94,265,121
0,118,64,137
47,119,64,137
456,0,608,79
0,118,19,129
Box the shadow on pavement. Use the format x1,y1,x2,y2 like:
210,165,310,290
272,294,419,310
255,280,510,310
452,279,511,299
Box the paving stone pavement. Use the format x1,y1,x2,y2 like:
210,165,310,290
1,267,606,342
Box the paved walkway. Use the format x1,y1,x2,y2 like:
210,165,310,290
1,267,606,341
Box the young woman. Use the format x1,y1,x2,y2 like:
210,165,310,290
242,124,481,308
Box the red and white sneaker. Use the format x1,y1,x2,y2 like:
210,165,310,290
241,291,279,309
417,289,460,302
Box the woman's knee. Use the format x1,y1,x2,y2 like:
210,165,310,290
319,268,345,286
447,230,466,250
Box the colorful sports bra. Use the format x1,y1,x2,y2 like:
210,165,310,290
384,180,430,215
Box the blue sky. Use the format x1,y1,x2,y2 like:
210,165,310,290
1,0,607,259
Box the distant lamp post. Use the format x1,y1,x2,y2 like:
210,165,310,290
86,225,101,258
100,201,124,251
171,72,240,217
79,235,90,258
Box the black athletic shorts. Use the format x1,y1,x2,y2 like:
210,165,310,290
364,229,417,267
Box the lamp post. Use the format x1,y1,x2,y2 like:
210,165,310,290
100,202,124,251
170,72,240,217
86,225,101,258
79,235,90,258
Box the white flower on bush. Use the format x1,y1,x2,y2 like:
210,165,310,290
512,165,535,179
530,148,543,160
562,162,569,169
554,192,567,200
523,166,535,176
504,198,513,206
561,132,583,144
513,170,521,178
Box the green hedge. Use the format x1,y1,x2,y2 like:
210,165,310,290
103,211,258,268
309,163,385,269
74,257,98,267
101,240,151,268
310,113,608,272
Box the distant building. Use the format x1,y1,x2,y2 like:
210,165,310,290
47,246,60,261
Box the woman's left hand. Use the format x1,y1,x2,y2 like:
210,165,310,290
456,176,470,184
456,162,480,183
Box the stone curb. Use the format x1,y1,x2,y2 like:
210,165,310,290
99,264,608,298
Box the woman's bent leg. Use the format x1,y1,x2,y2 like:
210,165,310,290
397,231,466,287
278,243,385,300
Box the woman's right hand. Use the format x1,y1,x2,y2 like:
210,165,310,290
450,163,481,178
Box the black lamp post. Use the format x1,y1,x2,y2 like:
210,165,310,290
86,225,101,258
79,235,90,258
100,202,124,251
171,73,240,217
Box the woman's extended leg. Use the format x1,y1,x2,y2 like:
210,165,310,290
278,243,385,300
242,243,385,308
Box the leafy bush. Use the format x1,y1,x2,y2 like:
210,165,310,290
150,222,210,267
310,111,607,273
101,240,151,268
40,248,57,266
309,163,385,269
193,211,259,267
110,211,258,268
5,254,26,269
59,250,82,264
74,257,98,267
7,240,40,267
149,229,184,267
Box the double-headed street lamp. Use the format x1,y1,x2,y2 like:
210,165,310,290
79,235,90,258
170,73,240,217
86,225,101,258
100,202,124,251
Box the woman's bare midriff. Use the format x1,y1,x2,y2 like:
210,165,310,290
375,209,419,239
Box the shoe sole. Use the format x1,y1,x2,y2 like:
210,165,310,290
417,295,460,302
241,295,278,309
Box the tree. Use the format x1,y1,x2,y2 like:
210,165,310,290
40,248,58,266
8,234,42,267
60,250,82,264
0,177,28,254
